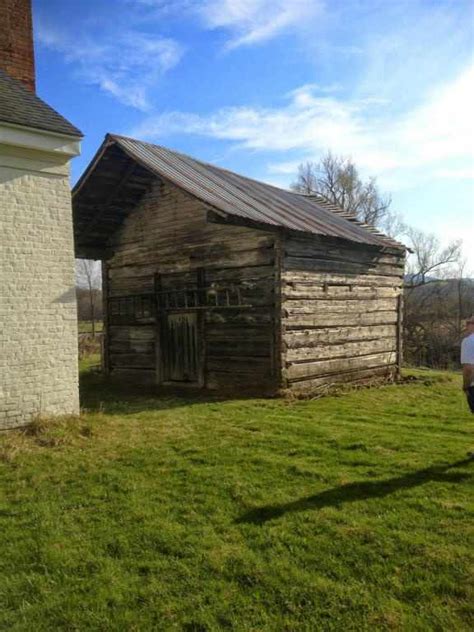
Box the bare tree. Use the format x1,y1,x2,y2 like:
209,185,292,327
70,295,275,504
379,211,405,240
292,161,319,195
454,258,472,337
403,227,462,288
291,152,392,226
402,230,468,368
76,259,102,336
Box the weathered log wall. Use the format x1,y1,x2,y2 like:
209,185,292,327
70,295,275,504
102,173,405,395
281,234,405,394
104,177,277,391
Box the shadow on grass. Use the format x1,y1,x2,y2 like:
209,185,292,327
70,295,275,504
79,372,253,415
236,457,473,525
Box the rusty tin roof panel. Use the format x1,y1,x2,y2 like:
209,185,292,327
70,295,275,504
107,134,405,250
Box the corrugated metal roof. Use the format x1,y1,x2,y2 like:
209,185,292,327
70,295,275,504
82,133,406,250
0,69,82,138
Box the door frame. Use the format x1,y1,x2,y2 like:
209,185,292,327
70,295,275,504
154,272,205,388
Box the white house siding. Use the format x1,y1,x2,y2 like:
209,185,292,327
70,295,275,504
0,140,79,428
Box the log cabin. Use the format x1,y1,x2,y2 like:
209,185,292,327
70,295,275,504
73,134,406,396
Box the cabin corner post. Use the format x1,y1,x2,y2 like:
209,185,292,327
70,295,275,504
101,261,110,375
396,288,404,378
196,267,206,388
154,273,163,385
274,231,287,392
395,249,406,379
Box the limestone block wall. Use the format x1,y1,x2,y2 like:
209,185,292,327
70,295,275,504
0,164,79,428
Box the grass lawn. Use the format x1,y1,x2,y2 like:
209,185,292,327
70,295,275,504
0,366,473,631
78,320,103,334
78,353,101,373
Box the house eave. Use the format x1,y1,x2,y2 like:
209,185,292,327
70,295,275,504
0,120,82,159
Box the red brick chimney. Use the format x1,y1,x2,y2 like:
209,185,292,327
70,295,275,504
0,0,35,91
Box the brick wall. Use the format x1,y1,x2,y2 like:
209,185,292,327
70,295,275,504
0,0,35,91
0,165,79,428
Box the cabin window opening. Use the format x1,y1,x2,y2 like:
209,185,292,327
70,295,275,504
156,284,249,312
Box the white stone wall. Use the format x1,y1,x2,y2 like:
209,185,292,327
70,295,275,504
0,163,79,428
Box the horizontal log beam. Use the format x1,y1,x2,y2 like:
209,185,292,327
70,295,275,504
283,285,400,300
286,338,396,362
285,256,404,278
284,298,398,315
284,311,398,329
287,365,396,393
285,324,397,348
281,271,403,287
285,351,397,380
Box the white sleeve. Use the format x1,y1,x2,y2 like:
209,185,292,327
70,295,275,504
461,336,474,364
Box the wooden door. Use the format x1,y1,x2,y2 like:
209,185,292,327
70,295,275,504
163,312,200,383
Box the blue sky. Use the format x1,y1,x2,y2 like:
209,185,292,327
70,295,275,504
35,0,474,267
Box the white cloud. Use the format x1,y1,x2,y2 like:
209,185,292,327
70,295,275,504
435,168,474,180
355,1,473,104
197,0,323,49
123,0,323,49
395,66,474,167
37,25,184,110
132,63,474,187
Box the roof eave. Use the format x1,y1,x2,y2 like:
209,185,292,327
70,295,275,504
73,134,115,197
0,120,81,158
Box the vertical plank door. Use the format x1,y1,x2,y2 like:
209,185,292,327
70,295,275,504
164,312,199,382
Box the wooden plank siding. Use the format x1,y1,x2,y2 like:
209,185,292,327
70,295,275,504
281,234,405,393
105,178,278,391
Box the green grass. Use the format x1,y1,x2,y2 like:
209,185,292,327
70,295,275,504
0,367,473,631
78,320,103,334
78,353,101,373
